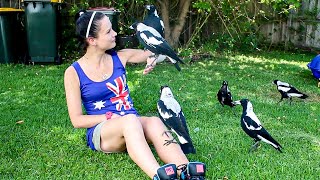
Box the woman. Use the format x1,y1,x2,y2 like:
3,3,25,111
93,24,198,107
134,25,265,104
64,11,206,180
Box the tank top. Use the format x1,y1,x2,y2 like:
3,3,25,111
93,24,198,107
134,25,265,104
71,50,138,150
72,50,138,117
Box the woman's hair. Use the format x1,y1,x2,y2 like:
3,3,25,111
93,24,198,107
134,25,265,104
75,10,106,50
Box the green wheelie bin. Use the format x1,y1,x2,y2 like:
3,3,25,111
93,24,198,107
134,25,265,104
0,8,25,64
23,0,62,64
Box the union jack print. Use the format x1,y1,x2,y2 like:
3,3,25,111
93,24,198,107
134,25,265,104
106,75,131,111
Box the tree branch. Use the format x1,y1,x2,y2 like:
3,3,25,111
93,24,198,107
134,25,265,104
211,2,234,40
159,0,171,37
169,0,192,46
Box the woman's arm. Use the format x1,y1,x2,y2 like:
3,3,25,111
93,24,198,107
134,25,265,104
117,49,157,74
64,66,106,128
117,49,153,66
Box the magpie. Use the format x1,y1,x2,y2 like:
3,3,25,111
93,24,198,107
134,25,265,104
273,80,308,105
129,22,184,71
157,85,196,154
143,5,166,64
233,99,283,153
143,5,165,37
217,80,235,108
75,9,87,22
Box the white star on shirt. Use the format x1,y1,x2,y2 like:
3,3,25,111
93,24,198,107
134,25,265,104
93,100,106,110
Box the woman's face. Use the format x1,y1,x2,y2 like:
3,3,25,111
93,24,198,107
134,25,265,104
95,16,117,50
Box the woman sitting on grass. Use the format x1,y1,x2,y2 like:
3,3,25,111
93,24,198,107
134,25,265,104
64,10,206,180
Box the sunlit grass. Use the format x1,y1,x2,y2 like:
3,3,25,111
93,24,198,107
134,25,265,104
0,50,319,179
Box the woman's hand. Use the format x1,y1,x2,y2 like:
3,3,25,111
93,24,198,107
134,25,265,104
110,113,121,120
143,56,157,75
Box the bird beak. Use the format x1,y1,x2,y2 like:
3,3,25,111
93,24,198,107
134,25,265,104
232,100,241,106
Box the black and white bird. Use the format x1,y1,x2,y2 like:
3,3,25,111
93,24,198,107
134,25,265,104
129,22,184,71
233,99,283,153
143,5,165,37
142,5,166,63
273,80,308,105
157,85,196,154
217,80,235,108
75,9,87,22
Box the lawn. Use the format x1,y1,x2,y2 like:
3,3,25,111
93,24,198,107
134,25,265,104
0,50,319,179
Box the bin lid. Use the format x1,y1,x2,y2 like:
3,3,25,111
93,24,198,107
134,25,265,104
21,0,63,3
88,7,120,14
0,8,24,12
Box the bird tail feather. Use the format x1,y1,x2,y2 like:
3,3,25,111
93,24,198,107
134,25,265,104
300,94,308,99
180,143,196,154
174,63,181,71
258,130,282,153
276,147,283,153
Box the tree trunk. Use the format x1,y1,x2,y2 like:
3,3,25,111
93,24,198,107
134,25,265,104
159,0,192,47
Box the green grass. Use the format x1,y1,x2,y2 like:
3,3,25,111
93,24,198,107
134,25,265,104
0,51,319,179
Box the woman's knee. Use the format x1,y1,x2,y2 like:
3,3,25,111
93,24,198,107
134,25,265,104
122,114,143,131
149,116,165,128
142,116,166,132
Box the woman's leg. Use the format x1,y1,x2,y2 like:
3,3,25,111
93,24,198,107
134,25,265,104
139,116,189,168
99,114,160,178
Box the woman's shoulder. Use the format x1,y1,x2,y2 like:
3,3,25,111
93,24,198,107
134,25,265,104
64,61,79,77
113,49,135,65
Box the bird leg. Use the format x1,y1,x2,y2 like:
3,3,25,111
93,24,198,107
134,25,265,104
289,97,293,105
248,141,260,153
146,54,158,68
162,130,171,138
163,139,178,146
162,130,178,146
277,97,283,104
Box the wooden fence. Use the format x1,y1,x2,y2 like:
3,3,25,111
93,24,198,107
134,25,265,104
260,0,320,50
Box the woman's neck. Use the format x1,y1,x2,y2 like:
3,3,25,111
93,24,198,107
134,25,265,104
81,48,107,66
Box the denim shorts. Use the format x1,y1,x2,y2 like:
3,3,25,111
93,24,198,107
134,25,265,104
86,120,108,152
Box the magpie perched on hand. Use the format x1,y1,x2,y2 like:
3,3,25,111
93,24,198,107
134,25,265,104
217,80,235,108
129,22,184,71
143,5,165,37
157,85,196,154
143,5,166,64
233,99,283,153
273,80,308,105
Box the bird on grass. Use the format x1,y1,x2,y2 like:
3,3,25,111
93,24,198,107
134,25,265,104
233,99,283,153
273,80,308,105
307,54,320,87
129,22,184,71
217,80,235,108
217,80,236,116
157,85,196,154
